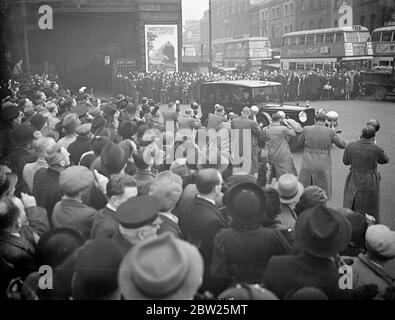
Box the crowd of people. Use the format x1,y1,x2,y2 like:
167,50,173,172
0,73,394,301
114,69,367,104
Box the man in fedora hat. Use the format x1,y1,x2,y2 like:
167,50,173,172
298,109,347,200
112,196,162,255
211,182,290,286
261,111,297,179
118,232,204,300
343,125,389,222
275,174,304,230
263,205,352,299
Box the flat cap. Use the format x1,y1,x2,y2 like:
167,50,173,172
115,196,160,229
59,166,94,194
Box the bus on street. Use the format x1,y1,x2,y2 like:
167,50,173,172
371,26,395,68
280,26,373,71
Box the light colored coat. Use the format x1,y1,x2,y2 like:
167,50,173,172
298,122,347,200
261,122,297,178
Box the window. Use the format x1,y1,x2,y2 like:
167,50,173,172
334,20,338,27
345,32,359,43
335,33,344,43
290,24,293,32
285,4,288,16
285,25,288,34
358,32,371,42
298,35,306,45
370,14,376,30
309,20,314,29
306,62,314,70
276,7,280,18
306,35,315,44
372,32,381,42
325,33,335,43
382,32,393,42
289,62,296,70
290,3,293,14
316,34,324,44
297,62,305,70
360,15,365,27
290,36,297,45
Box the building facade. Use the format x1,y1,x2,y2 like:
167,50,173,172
250,0,296,48
211,0,251,40
0,0,182,88
200,10,210,59
295,0,333,31
183,20,201,57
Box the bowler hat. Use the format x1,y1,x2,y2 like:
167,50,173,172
275,174,304,204
36,228,85,267
115,195,160,229
223,182,266,225
10,123,35,146
97,142,129,177
30,114,47,131
72,238,123,300
295,205,352,258
118,232,203,300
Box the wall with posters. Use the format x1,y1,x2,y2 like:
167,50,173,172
145,24,179,72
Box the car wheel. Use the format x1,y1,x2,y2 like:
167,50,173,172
375,86,386,101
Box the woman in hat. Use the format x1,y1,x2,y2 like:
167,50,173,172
211,182,290,286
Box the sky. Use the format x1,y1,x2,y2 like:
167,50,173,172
182,0,209,23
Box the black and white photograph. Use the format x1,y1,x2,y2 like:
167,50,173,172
0,0,394,306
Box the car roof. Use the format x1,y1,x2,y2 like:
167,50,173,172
201,80,282,88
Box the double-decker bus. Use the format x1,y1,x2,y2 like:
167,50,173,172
212,37,272,72
280,26,373,71
371,26,395,68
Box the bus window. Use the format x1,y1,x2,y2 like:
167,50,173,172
315,63,323,70
315,34,324,44
325,33,335,43
298,36,306,45
306,62,313,70
290,36,297,45
372,32,381,42
306,35,315,45
345,32,359,43
297,62,305,70
335,33,344,43
382,32,393,42
289,62,297,70
358,32,371,42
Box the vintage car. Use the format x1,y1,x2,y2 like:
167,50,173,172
199,80,341,152
200,80,316,127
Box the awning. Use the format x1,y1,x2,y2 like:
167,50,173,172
342,56,373,61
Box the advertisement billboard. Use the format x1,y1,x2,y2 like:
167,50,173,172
145,24,178,72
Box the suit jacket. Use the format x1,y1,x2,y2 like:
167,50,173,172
263,253,348,299
178,195,227,267
90,206,118,239
52,198,96,239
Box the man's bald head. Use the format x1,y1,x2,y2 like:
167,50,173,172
195,169,222,195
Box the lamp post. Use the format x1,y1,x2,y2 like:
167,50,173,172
209,0,212,73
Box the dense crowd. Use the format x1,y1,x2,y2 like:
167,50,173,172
0,73,393,301
114,69,367,104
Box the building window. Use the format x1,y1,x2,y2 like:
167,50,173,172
290,24,293,32
370,14,376,30
285,25,288,34
334,20,338,27
285,4,288,16
309,20,314,29
360,15,365,27
290,3,293,14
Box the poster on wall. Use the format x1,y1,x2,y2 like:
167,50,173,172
145,24,178,72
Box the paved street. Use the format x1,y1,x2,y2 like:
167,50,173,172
292,97,395,230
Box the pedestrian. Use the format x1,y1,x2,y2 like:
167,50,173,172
111,195,162,255
57,113,80,149
342,225,395,298
298,110,347,200
343,125,389,222
91,173,137,239
261,112,297,179
118,232,203,300
33,144,70,222
67,123,92,165
211,182,290,285
262,205,352,300
23,137,56,193
52,166,96,239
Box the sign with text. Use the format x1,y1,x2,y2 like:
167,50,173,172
145,24,178,72
375,43,395,55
